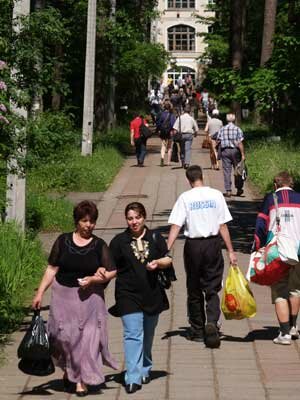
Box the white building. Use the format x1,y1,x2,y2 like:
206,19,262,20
151,0,214,85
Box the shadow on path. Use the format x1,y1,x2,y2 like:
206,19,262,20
227,199,262,254
105,369,168,387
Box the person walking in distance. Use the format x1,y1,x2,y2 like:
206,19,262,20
172,105,199,169
204,109,223,170
253,171,300,345
217,113,245,197
167,165,237,348
130,114,149,167
156,102,176,166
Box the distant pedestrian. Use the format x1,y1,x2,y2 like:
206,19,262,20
201,89,209,112
217,113,245,197
167,165,237,348
130,114,149,167
253,171,300,345
156,102,176,166
204,109,223,170
172,105,199,169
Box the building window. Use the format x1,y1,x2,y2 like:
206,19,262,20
167,66,196,85
208,0,215,4
168,0,195,9
168,25,195,51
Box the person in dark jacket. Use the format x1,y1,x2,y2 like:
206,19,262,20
156,102,176,166
104,202,172,394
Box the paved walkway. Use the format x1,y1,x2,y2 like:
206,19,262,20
1,135,300,400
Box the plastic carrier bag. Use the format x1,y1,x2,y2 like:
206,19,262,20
222,266,257,320
17,310,54,376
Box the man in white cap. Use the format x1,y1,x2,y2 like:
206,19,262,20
204,109,223,170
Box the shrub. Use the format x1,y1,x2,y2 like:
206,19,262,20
98,126,131,154
0,222,46,333
26,111,81,166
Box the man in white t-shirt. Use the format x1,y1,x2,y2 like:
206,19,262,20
167,165,237,348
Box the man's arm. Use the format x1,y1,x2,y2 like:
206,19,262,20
167,224,181,250
130,128,135,146
238,141,245,160
219,223,237,265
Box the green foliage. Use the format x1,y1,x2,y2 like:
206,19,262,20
11,7,71,104
247,140,300,193
99,126,131,154
26,145,124,232
26,192,73,233
26,112,80,166
0,222,45,333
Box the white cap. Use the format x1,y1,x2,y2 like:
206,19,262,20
212,109,219,115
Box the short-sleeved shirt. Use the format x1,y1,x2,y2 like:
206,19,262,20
130,117,148,139
173,113,198,134
109,228,169,316
48,232,115,287
206,118,223,137
168,186,232,238
217,122,244,149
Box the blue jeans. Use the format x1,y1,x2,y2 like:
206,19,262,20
134,137,147,165
121,312,159,385
179,133,193,165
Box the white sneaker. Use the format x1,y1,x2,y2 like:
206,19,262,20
289,326,299,339
273,332,292,345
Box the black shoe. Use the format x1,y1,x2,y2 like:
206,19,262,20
223,191,232,198
76,389,88,397
236,189,244,196
142,376,151,384
125,383,142,394
205,323,221,349
186,330,204,342
184,163,189,169
63,374,72,390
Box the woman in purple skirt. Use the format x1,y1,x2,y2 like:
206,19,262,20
32,200,118,396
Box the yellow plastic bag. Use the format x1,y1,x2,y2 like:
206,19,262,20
221,266,257,320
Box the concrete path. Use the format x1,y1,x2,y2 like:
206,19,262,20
1,134,300,400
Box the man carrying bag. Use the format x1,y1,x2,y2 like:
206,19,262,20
253,171,300,345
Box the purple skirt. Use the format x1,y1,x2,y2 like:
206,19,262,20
47,279,118,385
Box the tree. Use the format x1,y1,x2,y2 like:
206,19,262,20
230,0,247,123
260,0,277,66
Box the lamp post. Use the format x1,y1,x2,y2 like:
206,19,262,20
81,0,97,156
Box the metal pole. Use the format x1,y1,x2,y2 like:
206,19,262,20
5,0,30,231
81,0,97,156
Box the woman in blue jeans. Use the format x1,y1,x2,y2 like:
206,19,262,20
106,202,172,394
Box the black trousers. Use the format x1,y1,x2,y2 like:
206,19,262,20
184,236,224,333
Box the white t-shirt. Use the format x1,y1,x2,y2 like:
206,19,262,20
168,186,232,238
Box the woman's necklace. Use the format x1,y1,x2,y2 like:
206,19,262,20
130,229,149,263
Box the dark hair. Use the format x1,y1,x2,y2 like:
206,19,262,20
184,104,191,113
73,200,98,225
125,202,147,219
274,171,294,188
186,165,203,183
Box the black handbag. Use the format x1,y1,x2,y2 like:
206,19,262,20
152,232,177,290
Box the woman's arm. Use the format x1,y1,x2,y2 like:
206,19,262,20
146,256,172,271
32,265,58,309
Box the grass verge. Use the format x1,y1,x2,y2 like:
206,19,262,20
246,140,300,194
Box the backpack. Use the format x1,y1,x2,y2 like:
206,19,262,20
139,120,152,139
158,112,171,139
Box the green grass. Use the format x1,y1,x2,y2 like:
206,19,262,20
0,222,46,334
246,140,300,193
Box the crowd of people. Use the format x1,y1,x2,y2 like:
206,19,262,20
29,78,300,396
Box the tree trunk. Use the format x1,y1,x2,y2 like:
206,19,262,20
260,0,277,66
51,44,63,111
230,0,246,124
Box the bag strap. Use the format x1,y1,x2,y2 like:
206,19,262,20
273,193,281,228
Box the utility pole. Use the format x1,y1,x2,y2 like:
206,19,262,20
81,0,97,156
107,0,116,130
5,0,30,231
